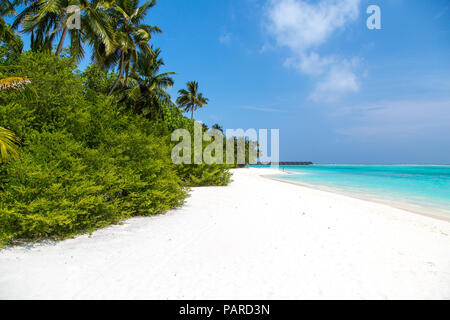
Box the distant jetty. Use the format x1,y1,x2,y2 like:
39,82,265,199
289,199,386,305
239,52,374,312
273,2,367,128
256,161,313,166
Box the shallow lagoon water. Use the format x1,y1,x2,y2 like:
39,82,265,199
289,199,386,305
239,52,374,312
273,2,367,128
260,165,450,218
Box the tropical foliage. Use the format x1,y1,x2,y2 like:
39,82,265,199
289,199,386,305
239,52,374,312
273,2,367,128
0,0,254,246
0,51,188,245
105,0,161,95
14,0,114,61
120,48,175,119
0,125,20,163
0,71,29,164
0,1,22,53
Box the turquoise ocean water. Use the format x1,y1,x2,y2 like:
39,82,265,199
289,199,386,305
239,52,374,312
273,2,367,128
260,165,450,218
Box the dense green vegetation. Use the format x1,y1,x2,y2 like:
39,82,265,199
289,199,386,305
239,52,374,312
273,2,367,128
0,1,238,246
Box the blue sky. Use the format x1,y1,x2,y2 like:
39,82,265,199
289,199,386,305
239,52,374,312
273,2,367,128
14,0,450,164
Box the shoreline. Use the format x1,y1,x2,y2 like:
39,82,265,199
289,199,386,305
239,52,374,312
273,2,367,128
263,172,450,223
1,168,449,299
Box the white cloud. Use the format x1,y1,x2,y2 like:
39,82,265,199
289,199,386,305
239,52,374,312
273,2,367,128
284,52,334,76
219,32,232,44
265,0,361,102
267,0,359,51
310,59,360,102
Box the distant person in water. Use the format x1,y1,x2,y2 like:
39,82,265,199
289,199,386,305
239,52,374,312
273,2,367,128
282,167,285,172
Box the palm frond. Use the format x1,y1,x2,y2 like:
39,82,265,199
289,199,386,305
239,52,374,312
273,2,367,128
176,81,208,119
131,0,157,23
0,126,20,164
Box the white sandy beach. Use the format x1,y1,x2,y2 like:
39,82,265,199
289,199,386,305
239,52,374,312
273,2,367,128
0,168,449,299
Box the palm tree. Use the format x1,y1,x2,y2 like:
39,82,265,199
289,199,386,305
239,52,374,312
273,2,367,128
106,0,161,96
176,81,209,120
62,0,115,61
12,0,56,53
0,0,23,53
14,0,115,62
122,48,175,119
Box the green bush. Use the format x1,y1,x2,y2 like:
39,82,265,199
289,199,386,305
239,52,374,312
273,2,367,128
0,52,85,135
0,126,187,244
0,53,191,245
0,131,123,242
177,163,232,186
0,52,235,246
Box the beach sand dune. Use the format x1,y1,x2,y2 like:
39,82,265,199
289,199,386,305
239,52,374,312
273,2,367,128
1,168,449,299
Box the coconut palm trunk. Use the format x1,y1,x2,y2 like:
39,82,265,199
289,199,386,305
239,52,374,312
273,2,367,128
108,51,125,96
55,25,68,57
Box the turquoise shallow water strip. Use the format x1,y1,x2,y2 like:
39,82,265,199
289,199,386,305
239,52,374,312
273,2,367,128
256,165,450,218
